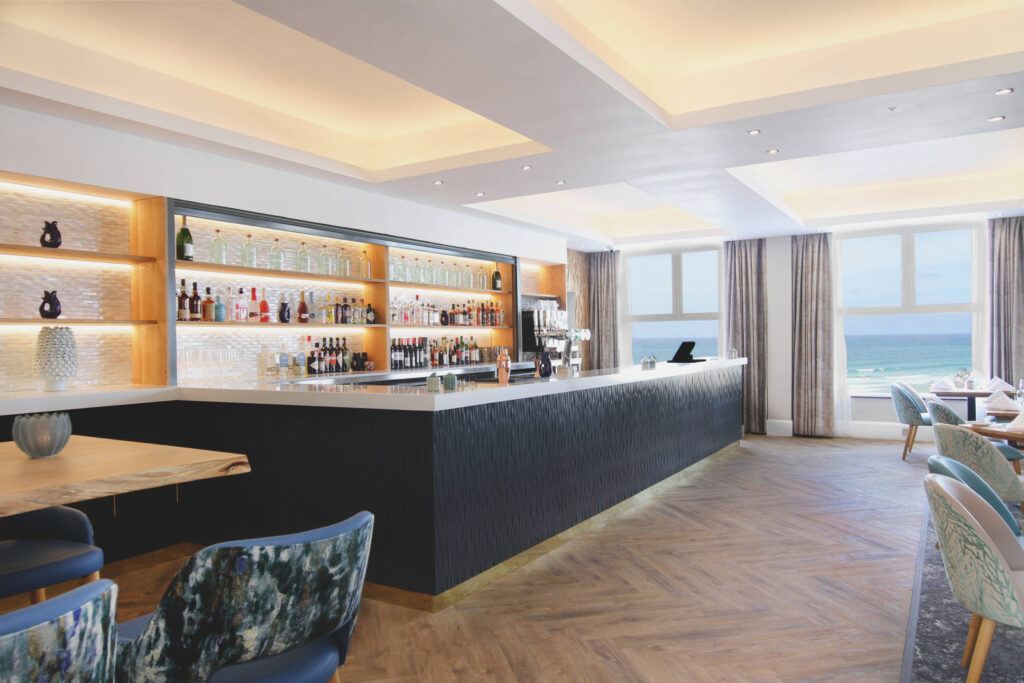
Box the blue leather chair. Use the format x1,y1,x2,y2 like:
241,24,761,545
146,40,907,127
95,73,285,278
116,511,374,683
927,455,1021,540
0,578,118,681
0,505,104,604
927,400,1024,473
890,382,932,460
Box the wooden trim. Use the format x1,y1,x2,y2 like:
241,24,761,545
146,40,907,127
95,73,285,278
0,319,156,325
131,197,170,385
0,243,155,265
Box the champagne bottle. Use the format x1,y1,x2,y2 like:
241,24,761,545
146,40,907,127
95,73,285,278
491,263,502,291
176,217,194,261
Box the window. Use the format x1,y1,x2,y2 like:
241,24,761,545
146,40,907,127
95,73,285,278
622,248,721,364
838,227,979,394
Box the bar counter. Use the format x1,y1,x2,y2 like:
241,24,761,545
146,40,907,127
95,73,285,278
0,359,745,601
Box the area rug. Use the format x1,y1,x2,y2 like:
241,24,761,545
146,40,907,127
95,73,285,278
902,507,1024,682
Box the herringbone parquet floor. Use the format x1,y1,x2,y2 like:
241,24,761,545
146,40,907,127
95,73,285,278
0,435,932,681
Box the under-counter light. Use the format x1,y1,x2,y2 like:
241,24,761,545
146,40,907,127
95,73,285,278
0,181,131,206
766,148,779,155
747,129,760,135
989,115,1006,122
995,88,1014,96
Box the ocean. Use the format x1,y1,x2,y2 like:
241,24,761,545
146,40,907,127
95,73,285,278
631,333,972,395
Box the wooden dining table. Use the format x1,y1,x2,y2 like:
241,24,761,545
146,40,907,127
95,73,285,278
967,422,1024,447
0,435,250,517
931,389,1016,421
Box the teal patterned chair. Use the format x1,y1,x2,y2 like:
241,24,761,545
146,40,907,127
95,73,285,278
927,455,1021,540
890,382,932,460
116,511,373,683
924,474,1024,682
0,578,117,681
934,424,1024,507
927,400,1024,473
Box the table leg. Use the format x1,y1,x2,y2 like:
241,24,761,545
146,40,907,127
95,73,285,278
967,397,977,421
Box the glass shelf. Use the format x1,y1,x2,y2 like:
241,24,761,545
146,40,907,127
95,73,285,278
388,281,512,296
176,260,385,286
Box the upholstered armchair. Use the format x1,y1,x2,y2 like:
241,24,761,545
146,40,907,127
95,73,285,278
924,474,1024,682
927,455,1021,539
0,578,118,681
890,382,932,460
927,400,1024,473
933,424,1024,507
116,511,373,683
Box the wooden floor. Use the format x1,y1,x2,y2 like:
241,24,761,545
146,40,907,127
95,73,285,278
1,436,932,681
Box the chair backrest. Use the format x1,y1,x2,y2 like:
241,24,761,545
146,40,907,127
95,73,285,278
925,474,1024,628
933,424,1024,502
926,400,964,426
928,455,1020,535
117,511,374,683
890,383,926,425
0,579,117,682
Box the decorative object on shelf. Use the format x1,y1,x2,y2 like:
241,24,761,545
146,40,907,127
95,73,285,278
39,290,62,319
12,411,72,458
497,346,511,385
540,351,553,377
278,300,291,324
427,373,442,392
641,355,657,371
34,325,78,391
443,373,457,391
39,220,62,248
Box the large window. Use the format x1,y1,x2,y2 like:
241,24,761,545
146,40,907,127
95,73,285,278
622,248,721,364
838,227,979,394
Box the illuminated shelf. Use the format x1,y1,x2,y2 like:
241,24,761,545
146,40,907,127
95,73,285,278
0,318,156,325
522,292,560,300
177,321,385,329
0,243,155,265
388,280,513,296
389,325,512,331
176,260,385,286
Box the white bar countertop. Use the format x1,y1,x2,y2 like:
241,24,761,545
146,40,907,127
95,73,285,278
0,359,746,414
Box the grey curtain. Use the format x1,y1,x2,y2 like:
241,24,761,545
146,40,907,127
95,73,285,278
990,217,1024,385
588,250,619,370
791,233,834,437
725,239,766,434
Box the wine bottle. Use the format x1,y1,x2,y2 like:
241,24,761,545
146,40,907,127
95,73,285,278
297,291,309,323
491,263,502,291
189,282,202,321
248,288,260,322
340,338,349,372
177,279,189,321
176,217,194,261
259,288,270,323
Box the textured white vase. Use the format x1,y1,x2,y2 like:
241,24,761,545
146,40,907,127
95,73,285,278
34,326,78,392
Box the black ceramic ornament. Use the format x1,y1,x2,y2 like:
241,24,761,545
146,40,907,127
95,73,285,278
278,301,291,323
40,221,62,248
39,291,61,319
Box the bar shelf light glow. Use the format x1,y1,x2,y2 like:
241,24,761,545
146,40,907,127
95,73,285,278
176,260,382,287
388,282,511,297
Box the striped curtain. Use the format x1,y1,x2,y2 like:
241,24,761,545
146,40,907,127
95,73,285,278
588,251,619,370
725,239,766,434
791,234,834,437
990,217,1024,385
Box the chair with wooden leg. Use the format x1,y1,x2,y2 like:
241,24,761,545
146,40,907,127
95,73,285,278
934,424,1024,511
928,401,1024,475
924,474,1024,682
891,382,932,460
0,505,103,605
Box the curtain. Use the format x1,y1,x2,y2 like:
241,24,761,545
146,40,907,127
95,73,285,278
725,239,766,434
791,233,834,437
990,217,1024,385
588,250,619,370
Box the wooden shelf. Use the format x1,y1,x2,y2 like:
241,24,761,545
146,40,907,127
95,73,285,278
389,325,513,331
388,280,513,296
177,321,385,328
521,292,560,300
176,260,386,286
0,318,156,325
0,242,155,265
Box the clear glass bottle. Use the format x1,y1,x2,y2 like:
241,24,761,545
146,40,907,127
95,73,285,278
425,259,434,284
401,255,411,282
337,248,350,278
447,261,460,288
435,261,447,286
317,244,335,275
462,263,474,289
359,250,371,279
295,242,312,273
389,254,399,281
240,234,257,268
476,266,487,290
209,229,228,264
268,238,284,270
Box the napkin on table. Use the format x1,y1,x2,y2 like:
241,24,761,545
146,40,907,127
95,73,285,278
985,392,1019,411
984,377,1016,393
930,378,955,392
1009,411,1024,431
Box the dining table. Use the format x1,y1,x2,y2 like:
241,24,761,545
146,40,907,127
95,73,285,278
966,422,1024,448
931,389,1015,421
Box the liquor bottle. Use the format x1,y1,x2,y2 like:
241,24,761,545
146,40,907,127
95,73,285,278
176,217,194,261
307,292,317,323
249,288,260,322
241,234,257,267
210,229,227,264
295,242,312,273
297,291,309,323
304,336,316,375
214,295,227,322
337,248,350,278
357,298,367,324
390,339,397,369
366,302,375,324
324,296,335,324
440,305,448,326
268,238,284,270
340,338,349,372
188,282,202,321
333,296,342,325
359,250,371,279
202,287,216,321
177,279,189,321
342,297,351,324
491,263,502,291
497,346,511,384
235,287,248,322
259,288,270,323
311,340,322,374
317,244,334,275
327,338,337,373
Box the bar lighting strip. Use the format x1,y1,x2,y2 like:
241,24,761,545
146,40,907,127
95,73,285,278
0,254,132,270
388,284,503,298
0,323,136,332
175,323,371,331
0,180,131,206
175,267,367,288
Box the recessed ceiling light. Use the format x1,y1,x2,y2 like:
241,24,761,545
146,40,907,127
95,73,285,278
989,115,1006,122
887,106,899,112
433,180,444,185
521,164,532,171
555,180,566,185
747,129,761,135
475,191,486,197
995,88,1014,96
766,148,779,155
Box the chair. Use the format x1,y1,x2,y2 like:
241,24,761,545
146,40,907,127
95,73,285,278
116,511,374,683
0,578,118,681
0,505,104,604
927,455,1021,539
891,382,932,460
924,474,1024,683
933,424,1024,507
927,400,1024,474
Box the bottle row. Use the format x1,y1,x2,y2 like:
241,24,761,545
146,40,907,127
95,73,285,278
259,336,371,378
391,336,493,370
389,254,502,290
176,218,372,278
175,280,376,324
390,294,506,327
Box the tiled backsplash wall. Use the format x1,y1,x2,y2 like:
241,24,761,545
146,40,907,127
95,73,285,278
0,326,133,391
0,183,129,250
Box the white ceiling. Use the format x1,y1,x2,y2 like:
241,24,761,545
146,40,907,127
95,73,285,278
0,0,1022,250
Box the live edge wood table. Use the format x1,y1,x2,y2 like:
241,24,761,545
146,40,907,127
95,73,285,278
0,435,250,517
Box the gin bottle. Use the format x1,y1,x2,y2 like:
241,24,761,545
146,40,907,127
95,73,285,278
241,234,257,267
209,229,228,264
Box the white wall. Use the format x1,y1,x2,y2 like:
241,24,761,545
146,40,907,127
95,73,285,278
764,236,793,436
0,104,567,263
